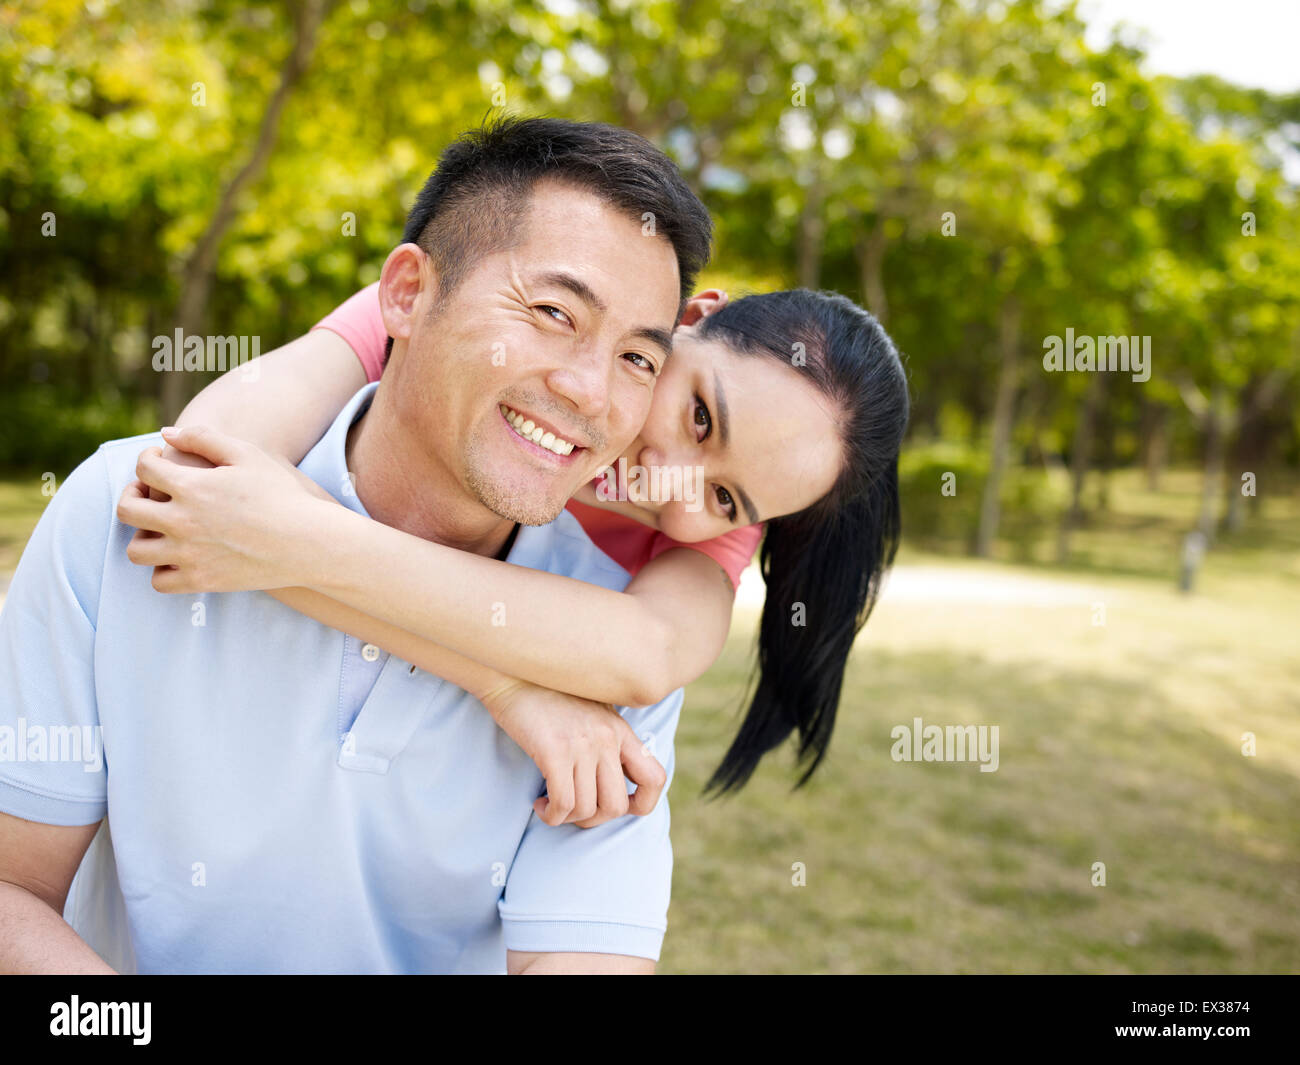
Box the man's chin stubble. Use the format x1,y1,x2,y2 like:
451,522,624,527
465,469,568,527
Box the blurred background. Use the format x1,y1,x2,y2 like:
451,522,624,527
1,0,1297,972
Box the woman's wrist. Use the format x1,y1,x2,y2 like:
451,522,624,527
286,496,359,590
476,675,533,719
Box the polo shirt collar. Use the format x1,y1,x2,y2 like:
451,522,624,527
298,382,378,518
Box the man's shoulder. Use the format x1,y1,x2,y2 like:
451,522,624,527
94,432,166,473
49,432,162,499
40,433,159,517
62,432,167,507
510,508,634,594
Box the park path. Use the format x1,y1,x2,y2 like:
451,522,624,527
733,561,1111,612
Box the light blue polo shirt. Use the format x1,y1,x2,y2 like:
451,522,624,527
0,384,682,974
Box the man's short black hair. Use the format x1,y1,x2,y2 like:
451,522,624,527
401,115,713,306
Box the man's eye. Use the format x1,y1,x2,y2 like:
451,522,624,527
693,395,712,441
624,352,654,371
715,485,737,520
538,305,571,326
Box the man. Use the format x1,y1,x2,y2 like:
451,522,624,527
0,117,713,974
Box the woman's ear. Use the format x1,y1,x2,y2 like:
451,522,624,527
678,288,729,327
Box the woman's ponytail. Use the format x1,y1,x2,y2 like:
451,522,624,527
705,463,901,794
696,289,909,795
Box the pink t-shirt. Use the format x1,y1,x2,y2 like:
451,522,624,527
313,285,764,588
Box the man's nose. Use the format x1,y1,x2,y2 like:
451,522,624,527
546,343,611,421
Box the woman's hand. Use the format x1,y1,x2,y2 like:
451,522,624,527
116,425,337,594
479,679,668,829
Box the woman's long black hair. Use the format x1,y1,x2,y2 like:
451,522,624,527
696,289,910,795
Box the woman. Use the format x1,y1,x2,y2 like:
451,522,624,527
118,282,909,824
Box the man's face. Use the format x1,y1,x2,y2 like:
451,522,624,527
386,180,682,526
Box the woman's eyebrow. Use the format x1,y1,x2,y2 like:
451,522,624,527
713,369,730,445
713,369,761,524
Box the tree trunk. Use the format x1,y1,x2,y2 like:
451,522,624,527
1196,384,1226,544
1095,393,1114,511
1222,378,1256,534
1219,369,1288,534
857,216,889,325
1141,400,1167,492
796,176,825,290
162,0,327,422
1056,373,1105,562
975,297,1021,558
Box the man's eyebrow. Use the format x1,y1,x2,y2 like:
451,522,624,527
535,271,672,358
714,369,761,525
634,326,674,359
535,271,606,313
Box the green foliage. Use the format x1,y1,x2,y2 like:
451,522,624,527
900,439,1059,555
0,0,1296,546
0,387,156,474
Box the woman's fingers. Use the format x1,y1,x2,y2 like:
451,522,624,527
116,481,177,536
623,729,667,817
531,717,664,830
569,758,598,823
149,565,194,595
534,760,575,827
573,757,631,829
124,527,179,568
596,755,630,819
135,447,191,499
159,424,245,467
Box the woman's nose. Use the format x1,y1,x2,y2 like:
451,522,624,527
636,442,662,468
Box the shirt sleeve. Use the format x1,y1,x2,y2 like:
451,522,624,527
647,522,764,589
0,449,112,826
311,282,388,383
497,687,683,961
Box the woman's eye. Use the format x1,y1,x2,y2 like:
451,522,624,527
715,485,737,520
693,395,712,441
538,305,570,326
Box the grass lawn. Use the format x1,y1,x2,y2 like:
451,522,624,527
1,466,1296,973
663,469,1300,972
0,476,53,580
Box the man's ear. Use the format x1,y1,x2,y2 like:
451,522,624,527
378,243,436,345
677,288,729,327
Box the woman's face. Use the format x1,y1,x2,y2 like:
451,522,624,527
573,319,843,543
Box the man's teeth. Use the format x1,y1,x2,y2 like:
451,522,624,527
499,405,576,456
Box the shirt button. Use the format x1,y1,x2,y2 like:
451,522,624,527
361,643,380,662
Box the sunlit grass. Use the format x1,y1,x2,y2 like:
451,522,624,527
0,477,53,578
662,470,1300,973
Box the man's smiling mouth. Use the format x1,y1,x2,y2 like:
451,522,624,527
499,404,582,457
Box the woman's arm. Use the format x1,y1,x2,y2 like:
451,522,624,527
176,329,367,464
294,498,736,708
131,427,737,708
